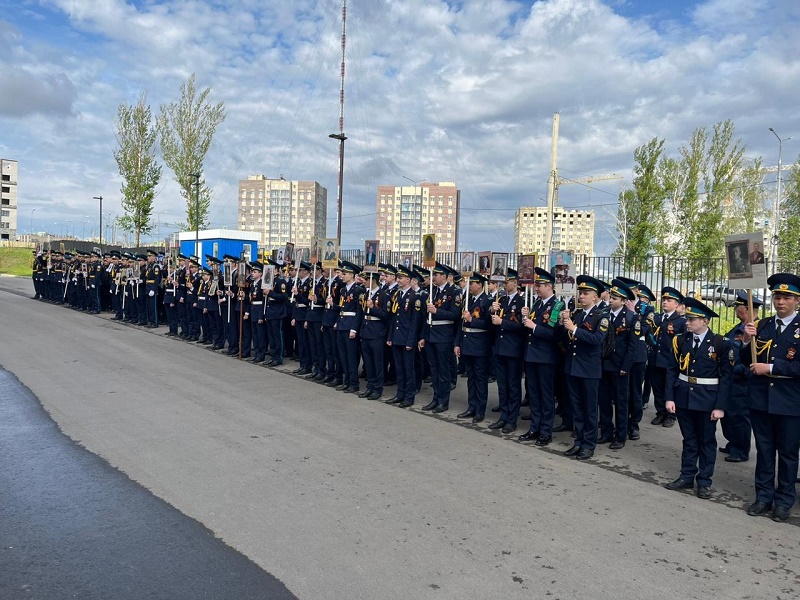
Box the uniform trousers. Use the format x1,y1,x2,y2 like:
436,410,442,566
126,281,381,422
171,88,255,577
267,318,284,363
295,321,312,370
496,356,523,427
525,362,556,436
393,345,416,404
675,407,718,487
426,341,453,408
720,383,751,460
628,361,646,434
600,370,630,442
322,325,339,379
750,409,800,509
362,337,385,395
462,354,489,417
568,376,599,451
337,331,360,390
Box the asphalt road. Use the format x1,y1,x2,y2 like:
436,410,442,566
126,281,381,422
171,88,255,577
1,275,799,599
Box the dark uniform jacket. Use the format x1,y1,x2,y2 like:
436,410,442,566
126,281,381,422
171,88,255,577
455,292,492,356
266,276,289,320
650,311,686,368
361,285,390,340
524,295,560,364
559,304,607,379
493,291,525,357
424,283,461,344
389,287,422,348
603,306,637,374
666,331,733,412
337,282,365,333
741,315,800,416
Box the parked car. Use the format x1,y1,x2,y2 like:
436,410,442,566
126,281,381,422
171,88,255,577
705,285,763,307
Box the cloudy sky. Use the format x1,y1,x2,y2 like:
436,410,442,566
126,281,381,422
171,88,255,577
2,0,799,253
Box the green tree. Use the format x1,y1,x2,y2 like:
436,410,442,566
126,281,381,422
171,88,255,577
157,73,226,231
779,156,800,262
614,138,665,266
722,157,767,235
114,91,161,247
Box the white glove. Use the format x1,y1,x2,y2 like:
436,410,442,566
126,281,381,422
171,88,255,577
149,290,155,297
91,284,96,288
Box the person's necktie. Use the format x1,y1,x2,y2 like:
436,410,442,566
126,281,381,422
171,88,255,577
776,319,783,336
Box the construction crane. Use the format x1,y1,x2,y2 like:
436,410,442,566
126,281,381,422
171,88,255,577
543,112,624,252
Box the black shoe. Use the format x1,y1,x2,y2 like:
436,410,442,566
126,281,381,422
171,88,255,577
491,405,501,413
597,435,613,444
488,377,496,383
367,392,382,401
291,368,303,374
518,431,538,442
357,390,372,398
327,380,343,388
265,360,276,367
488,420,506,430
552,423,570,433
629,430,640,441
664,478,694,491
501,424,516,434
662,417,676,428
450,383,456,391
397,401,413,408
457,410,476,419
724,455,747,463
564,445,582,457
335,384,348,391
747,501,772,516
423,376,432,383
432,405,448,413
651,413,666,426
472,416,484,424
609,440,625,450
384,397,401,404
576,449,594,460
718,446,731,455
240,354,251,359
696,486,712,500
342,387,359,394
772,506,792,522
422,401,438,411
535,435,552,447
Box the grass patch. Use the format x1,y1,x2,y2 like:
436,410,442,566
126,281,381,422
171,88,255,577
0,247,35,277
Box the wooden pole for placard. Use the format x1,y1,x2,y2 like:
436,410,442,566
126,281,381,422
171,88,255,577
428,271,434,325
367,273,373,314
748,288,757,363
238,287,244,361
311,263,317,310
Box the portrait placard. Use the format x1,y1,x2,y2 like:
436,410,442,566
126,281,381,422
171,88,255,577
460,252,475,276
321,238,339,269
422,234,436,268
551,250,576,297
725,231,767,289
490,253,508,282
363,240,379,272
517,254,537,285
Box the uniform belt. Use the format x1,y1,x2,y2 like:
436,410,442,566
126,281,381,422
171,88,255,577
463,327,487,333
165,289,175,294
678,374,718,385
295,304,307,308
365,315,382,321
198,296,206,300
341,311,357,316
251,301,263,305
639,336,645,341
146,280,156,283
431,320,454,325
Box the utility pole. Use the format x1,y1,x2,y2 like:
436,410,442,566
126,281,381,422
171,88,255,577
93,196,103,252
191,173,201,256
544,112,559,255
329,0,348,242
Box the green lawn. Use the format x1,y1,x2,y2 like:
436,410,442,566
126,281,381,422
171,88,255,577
0,247,35,277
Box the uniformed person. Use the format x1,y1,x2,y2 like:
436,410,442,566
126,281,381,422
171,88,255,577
663,298,732,499
246,262,267,363
322,264,344,384
291,262,313,375
741,273,800,522
359,269,390,400
265,259,290,366
305,263,326,380
598,279,637,449
519,268,563,445
163,255,179,335
422,262,462,413
336,261,365,393
649,287,686,427
385,264,423,407
622,280,655,438
144,249,162,327
719,291,762,462
489,268,525,433
559,275,607,460
454,272,491,422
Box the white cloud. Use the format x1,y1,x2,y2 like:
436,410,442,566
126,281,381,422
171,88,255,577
1,0,799,255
